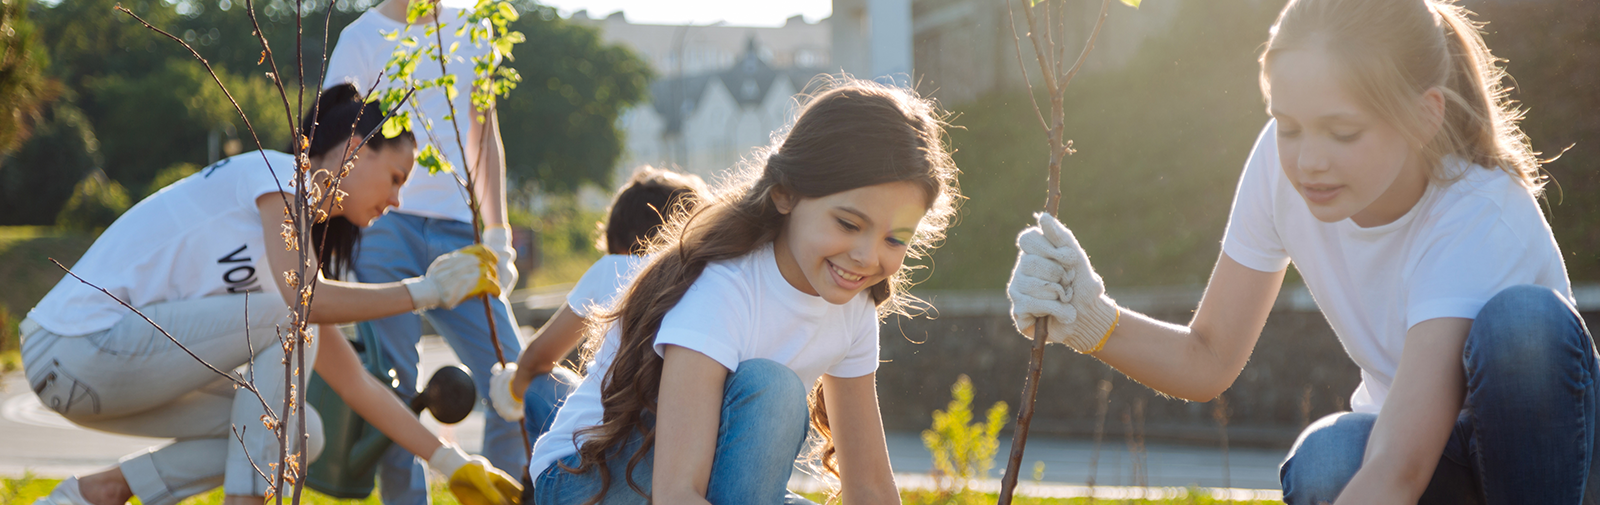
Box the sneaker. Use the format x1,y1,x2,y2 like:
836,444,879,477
34,476,93,505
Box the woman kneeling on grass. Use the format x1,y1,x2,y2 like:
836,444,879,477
22,84,520,505
1008,0,1584,503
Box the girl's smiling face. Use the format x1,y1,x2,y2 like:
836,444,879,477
1267,47,1438,227
771,181,930,305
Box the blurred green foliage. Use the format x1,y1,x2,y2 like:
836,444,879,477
498,4,653,193
5,0,647,227
1,99,100,224
56,170,131,231
918,0,1600,289
919,0,1281,290
522,190,607,287
0,0,55,156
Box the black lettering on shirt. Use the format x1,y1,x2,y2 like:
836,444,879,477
202,158,233,178
218,244,261,293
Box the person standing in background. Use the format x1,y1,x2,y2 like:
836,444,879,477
323,0,524,503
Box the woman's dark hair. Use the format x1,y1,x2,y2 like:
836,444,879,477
298,83,416,279
566,78,961,504
601,166,708,255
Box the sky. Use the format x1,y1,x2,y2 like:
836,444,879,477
519,0,832,27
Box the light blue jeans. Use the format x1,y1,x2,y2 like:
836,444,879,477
1280,285,1600,504
352,212,526,505
523,367,580,443
527,359,818,504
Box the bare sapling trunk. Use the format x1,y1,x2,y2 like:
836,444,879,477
997,0,1135,502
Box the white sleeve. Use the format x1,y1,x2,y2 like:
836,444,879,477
651,269,750,373
1405,197,1539,328
235,153,295,209
565,257,636,318
1220,121,1291,272
323,26,378,91
826,299,880,379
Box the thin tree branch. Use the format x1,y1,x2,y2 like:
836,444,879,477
1018,0,1059,94
1056,0,1112,103
1006,0,1050,132
112,5,294,215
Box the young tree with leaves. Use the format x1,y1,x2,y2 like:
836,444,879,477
319,1,526,501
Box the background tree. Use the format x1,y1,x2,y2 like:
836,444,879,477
0,0,55,158
497,2,652,192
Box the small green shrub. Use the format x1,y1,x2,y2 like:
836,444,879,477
55,169,129,231
922,374,1009,492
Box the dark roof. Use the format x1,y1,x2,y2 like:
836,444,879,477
650,36,825,135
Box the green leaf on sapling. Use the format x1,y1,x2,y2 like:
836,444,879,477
1121,0,1140,7
406,1,432,24
417,144,453,174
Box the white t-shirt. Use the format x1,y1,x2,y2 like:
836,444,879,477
323,7,493,224
1222,121,1572,414
29,151,299,336
526,244,882,480
565,255,647,318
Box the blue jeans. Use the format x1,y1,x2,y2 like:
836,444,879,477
527,359,818,505
1281,285,1600,504
523,367,580,443
352,212,526,505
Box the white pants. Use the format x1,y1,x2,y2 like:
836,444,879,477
21,293,324,505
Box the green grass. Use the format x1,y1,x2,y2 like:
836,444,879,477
2,477,1274,505
0,475,463,505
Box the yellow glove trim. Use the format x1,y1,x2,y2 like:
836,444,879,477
459,244,504,299
1086,307,1120,354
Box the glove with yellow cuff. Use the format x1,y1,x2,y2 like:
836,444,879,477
403,244,504,311
428,445,523,505
1006,212,1121,353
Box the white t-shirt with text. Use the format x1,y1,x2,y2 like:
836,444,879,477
526,244,882,480
1221,121,1571,413
29,151,299,336
323,7,492,224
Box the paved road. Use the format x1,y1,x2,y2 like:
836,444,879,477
0,335,1285,499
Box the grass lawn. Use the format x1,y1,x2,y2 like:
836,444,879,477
2,476,1277,505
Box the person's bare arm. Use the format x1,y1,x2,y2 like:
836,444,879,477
259,195,416,324
512,304,588,394
821,373,901,504
314,324,443,459
651,345,726,505
1332,317,1471,505
1091,252,1284,401
466,106,507,227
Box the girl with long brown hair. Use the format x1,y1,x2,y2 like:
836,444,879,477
1009,0,1581,503
524,79,960,504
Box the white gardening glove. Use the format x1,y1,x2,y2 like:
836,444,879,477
403,245,502,311
1006,212,1121,353
488,362,525,421
427,444,522,505
482,225,518,293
